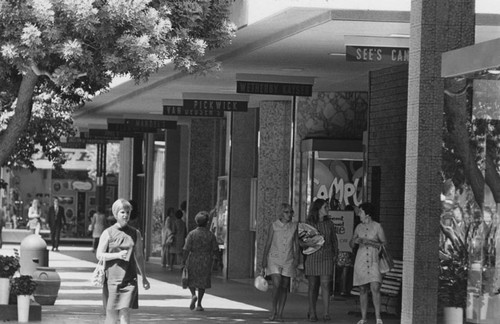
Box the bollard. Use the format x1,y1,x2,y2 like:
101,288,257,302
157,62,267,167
19,234,48,276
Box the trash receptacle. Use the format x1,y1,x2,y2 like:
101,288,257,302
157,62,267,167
20,234,48,276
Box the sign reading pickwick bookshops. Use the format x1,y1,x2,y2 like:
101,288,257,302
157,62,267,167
345,46,409,63
183,93,249,112
236,73,314,97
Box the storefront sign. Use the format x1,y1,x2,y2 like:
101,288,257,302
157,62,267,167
32,148,93,170
162,104,224,117
236,81,313,96
107,119,176,132
182,93,249,112
124,119,177,129
183,99,248,112
329,211,355,252
346,45,409,63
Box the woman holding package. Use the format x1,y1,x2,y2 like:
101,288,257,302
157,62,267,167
96,198,150,324
183,211,218,311
302,198,338,322
262,203,299,322
350,202,387,324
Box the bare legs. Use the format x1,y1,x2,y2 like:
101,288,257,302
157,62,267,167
269,274,290,321
307,275,332,321
358,282,382,322
105,308,130,324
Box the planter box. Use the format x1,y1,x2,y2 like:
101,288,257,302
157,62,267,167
0,300,41,321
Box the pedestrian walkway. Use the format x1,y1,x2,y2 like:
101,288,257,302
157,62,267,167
1,244,401,323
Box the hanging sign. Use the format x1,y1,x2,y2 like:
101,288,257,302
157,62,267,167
182,93,249,112
345,46,409,63
162,101,225,117
107,118,176,132
236,73,314,97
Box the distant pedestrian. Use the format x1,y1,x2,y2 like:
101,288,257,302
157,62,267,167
301,198,338,322
183,211,218,311
162,207,175,269
47,198,66,251
350,202,387,324
90,206,107,253
28,199,42,235
171,209,187,267
96,198,150,324
0,207,5,248
262,203,299,322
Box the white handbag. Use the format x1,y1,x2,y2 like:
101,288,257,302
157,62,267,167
91,257,106,287
254,270,269,292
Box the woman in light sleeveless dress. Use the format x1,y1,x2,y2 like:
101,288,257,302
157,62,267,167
262,203,299,322
350,202,387,324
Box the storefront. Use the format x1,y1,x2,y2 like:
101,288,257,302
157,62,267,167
441,37,500,323
2,145,118,241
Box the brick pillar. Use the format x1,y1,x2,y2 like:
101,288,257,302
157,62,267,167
256,100,291,270
227,109,258,279
402,1,474,323
188,119,224,231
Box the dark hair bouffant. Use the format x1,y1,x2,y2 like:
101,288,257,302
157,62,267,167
307,198,327,224
359,202,379,222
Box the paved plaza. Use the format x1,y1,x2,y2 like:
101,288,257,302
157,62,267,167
0,244,401,323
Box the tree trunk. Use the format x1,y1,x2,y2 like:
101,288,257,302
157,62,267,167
0,69,38,167
444,79,485,205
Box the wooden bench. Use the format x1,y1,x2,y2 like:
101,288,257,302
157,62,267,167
350,259,403,315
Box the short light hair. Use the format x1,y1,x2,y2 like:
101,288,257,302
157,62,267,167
112,198,132,217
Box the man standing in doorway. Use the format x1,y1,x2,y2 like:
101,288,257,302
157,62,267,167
47,198,66,251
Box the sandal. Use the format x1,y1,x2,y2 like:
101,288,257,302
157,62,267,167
376,320,383,324
356,320,367,324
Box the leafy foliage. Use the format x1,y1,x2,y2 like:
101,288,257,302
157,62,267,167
0,255,20,278
10,275,37,295
439,220,469,308
0,0,236,168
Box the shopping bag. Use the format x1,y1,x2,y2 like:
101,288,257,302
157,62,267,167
379,245,394,274
181,266,189,289
91,257,105,287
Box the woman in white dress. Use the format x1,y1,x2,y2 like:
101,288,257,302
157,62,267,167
350,202,387,324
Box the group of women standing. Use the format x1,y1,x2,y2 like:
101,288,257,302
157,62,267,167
262,199,387,324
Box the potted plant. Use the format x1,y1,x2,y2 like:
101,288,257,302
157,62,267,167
10,275,37,323
0,255,20,304
438,200,470,324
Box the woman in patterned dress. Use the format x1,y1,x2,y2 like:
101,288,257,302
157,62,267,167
96,199,150,324
302,198,339,322
350,202,387,324
262,203,299,322
183,211,218,311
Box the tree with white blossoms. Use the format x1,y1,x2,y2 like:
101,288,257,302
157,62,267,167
0,0,236,170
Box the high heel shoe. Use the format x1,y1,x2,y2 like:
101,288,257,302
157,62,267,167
307,312,318,322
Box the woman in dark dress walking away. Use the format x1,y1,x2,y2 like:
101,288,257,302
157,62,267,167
301,198,339,322
183,211,218,311
96,198,150,324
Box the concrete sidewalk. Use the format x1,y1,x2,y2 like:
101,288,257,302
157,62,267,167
1,244,401,323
